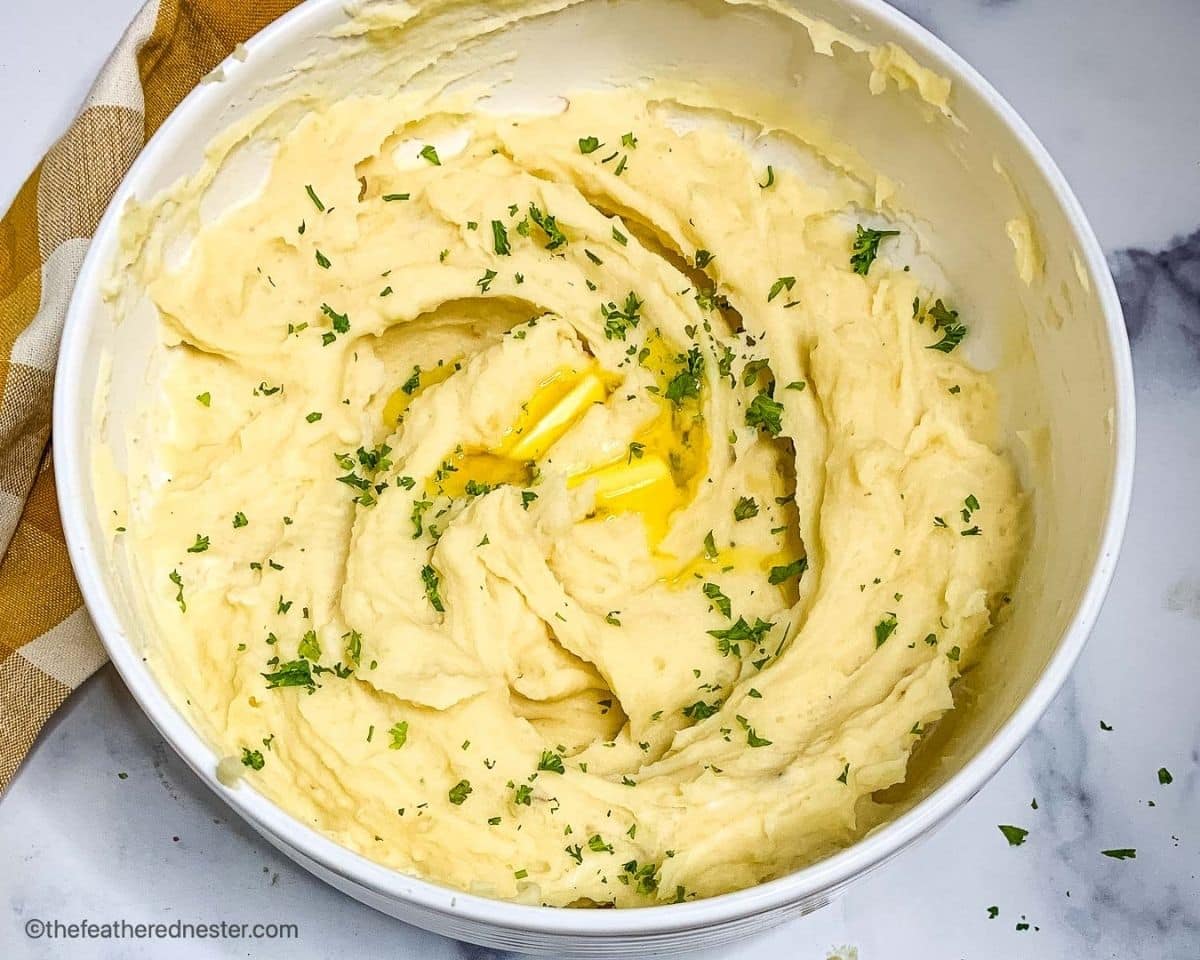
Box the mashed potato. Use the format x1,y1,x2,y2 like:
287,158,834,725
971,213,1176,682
112,0,1023,907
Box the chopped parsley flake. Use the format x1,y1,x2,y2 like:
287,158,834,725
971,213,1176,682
315,249,331,269
241,748,265,770
491,220,510,256
708,616,774,657
421,564,445,612
664,346,704,405
874,614,898,647
304,184,325,211
601,292,643,341
186,534,209,554
389,721,408,749
477,268,498,292
768,557,808,585
767,276,795,302
998,824,1029,846
578,135,602,154
168,570,186,612
745,391,784,436
538,750,566,774
702,582,732,618
528,202,567,250
306,411,322,423
382,192,410,202
233,511,248,528
1101,848,1136,860
926,299,968,353
1158,767,1173,785
195,392,211,407
759,165,775,189
850,225,900,276
733,496,759,521
262,659,314,691
418,144,441,165
447,779,472,805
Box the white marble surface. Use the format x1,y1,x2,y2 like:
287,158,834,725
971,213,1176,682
2,1,1199,957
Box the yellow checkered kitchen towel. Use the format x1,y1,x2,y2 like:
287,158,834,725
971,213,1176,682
0,0,300,793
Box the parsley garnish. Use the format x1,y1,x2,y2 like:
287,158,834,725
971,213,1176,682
874,614,898,647
389,721,408,749
538,750,566,774
702,582,732,618
418,144,441,165
759,165,775,189
745,391,784,436
733,496,759,521
241,748,265,770
708,616,774,656
578,136,602,154
262,659,314,691
233,511,248,528
421,564,445,612
850,225,900,275
1158,767,1173,785
612,226,628,246
315,249,331,269
187,534,209,553
664,346,703,405
491,220,510,256
304,184,325,211
926,299,968,352
768,557,808,585
605,611,621,626
601,292,643,341
528,202,567,249
168,570,186,612
682,699,721,721
767,276,795,302
382,192,410,201
306,411,322,423
477,269,497,292
195,391,211,407
998,824,1029,846
1101,848,1136,860
837,762,850,784
447,779,472,805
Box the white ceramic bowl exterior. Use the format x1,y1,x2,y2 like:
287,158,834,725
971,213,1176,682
54,0,1134,955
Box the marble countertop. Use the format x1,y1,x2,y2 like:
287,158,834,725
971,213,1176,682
2,1,1198,957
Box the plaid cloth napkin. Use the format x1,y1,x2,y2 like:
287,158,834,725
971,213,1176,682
0,0,300,793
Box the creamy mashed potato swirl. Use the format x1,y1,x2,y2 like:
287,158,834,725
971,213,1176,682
115,41,1023,905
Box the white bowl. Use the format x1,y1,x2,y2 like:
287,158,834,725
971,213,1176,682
54,0,1134,954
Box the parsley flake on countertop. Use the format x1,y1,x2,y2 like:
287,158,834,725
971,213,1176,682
1158,767,1173,785
998,824,1029,846
1101,848,1136,860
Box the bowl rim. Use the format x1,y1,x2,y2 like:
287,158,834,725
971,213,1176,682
52,0,1135,938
